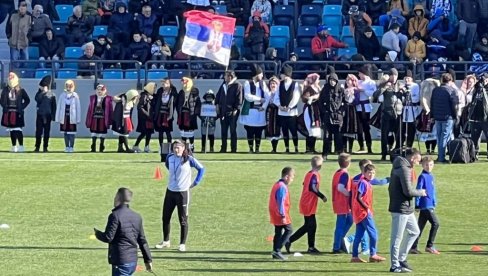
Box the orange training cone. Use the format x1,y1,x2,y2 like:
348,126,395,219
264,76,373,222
153,166,162,180
471,245,483,252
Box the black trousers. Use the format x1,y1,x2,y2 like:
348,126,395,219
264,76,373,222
244,125,264,150
35,115,52,148
425,140,437,152
470,121,488,153
357,112,372,149
412,209,440,249
220,111,239,152
381,116,399,156
162,189,189,245
288,215,317,248
323,123,343,155
273,224,293,252
278,115,298,149
402,122,417,148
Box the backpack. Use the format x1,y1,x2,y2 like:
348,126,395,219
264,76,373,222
448,137,476,163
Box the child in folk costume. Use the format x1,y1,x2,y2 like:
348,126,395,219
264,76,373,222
401,70,421,148
200,90,217,153
34,76,56,152
300,73,322,154
342,74,361,153
154,78,178,161
55,80,81,153
176,77,201,151
266,76,281,153
0,72,30,152
133,82,157,153
112,89,139,153
418,78,440,154
86,84,113,152
240,64,271,153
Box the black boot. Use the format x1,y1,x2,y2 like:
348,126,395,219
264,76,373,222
43,136,49,152
201,135,207,153
117,137,124,152
99,138,105,152
91,137,97,152
123,137,134,153
34,136,41,152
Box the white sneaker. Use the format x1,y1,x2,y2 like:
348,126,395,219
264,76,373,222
178,244,186,252
144,146,151,153
132,146,142,153
155,241,170,249
64,147,70,153
11,146,18,152
17,145,24,152
343,236,352,254
69,147,74,153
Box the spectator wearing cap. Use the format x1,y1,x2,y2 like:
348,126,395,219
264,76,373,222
349,5,372,47
39,28,64,70
78,42,102,79
311,25,348,62
30,4,53,43
66,5,94,46
245,11,269,61
82,0,102,25
405,31,426,66
382,23,407,58
367,0,387,25
109,2,132,47
137,5,159,44
408,4,429,39
127,32,150,67
456,0,480,52
357,26,381,61
250,0,272,24
6,1,31,69
226,0,250,26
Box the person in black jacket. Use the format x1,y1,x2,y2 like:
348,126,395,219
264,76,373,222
95,187,153,275
39,28,64,70
176,77,201,151
226,0,250,26
34,75,56,152
66,5,94,46
357,26,381,61
154,78,178,161
388,148,426,273
456,0,480,51
77,42,102,79
133,82,156,153
216,70,243,153
112,89,140,153
367,0,387,25
109,2,133,47
127,32,150,68
430,73,458,162
468,74,488,158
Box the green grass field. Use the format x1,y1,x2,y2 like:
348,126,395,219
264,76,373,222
0,138,487,275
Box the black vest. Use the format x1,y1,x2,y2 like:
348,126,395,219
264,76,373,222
279,81,297,108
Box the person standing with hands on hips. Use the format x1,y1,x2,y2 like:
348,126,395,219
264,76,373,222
94,188,153,276
156,140,205,252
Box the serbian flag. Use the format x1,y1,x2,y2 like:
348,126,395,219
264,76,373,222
182,10,236,66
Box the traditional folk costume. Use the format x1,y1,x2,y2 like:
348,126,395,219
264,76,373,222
342,74,362,153
34,75,56,152
112,89,139,153
154,80,178,161
55,80,81,153
176,77,201,151
86,84,113,152
356,65,376,153
265,76,281,153
299,73,322,154
418,78,440,154
1,72,30,152
240,64,270,153
401,71,421,148
133,82,156,153
200,90,217,153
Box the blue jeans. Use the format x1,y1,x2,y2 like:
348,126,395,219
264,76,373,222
10,47,29,69
435,119,453,162
112,262,137,276
333,213,353,251
352,214,378,257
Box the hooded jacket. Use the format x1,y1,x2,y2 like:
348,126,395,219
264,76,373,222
405,36,426,61
426,30,449,60
474,34,488,61
357,31,380,61
35,75,57,118
39,33,65,58
311,34,346,55
388,156,425,214
319,73,345,126
408,5,429,38
469,81,488,122
82,0,99,17
109,2,133,34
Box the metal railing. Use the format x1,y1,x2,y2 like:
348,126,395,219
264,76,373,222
0,61,4,88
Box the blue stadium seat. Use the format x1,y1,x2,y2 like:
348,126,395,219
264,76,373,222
323,14,342,27
234,26,245,49
18,70,35,78
159,26,179,48
57,69,77,79
92,25,108,37
337,47,358,59
54,5,72,23
214,5,227,15
270,25,290,39
53,24,67,39
273,5,294,26
300,5,322,26
29,46,39,59
270,25,290,55
371,25,384,37
326,26,340,38
296,26,317,47
169,70,187,79
323,5,342,16
147,70,169,80
35,70,51,79
341,26,355,47
125,69,146,79
294,47,313,60
102,70,123,79
342,26,353,37
64,47,83,69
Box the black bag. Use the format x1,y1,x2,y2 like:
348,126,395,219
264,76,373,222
448,137,476,163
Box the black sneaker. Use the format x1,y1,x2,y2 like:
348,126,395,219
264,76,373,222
284,242,291,254
307,247,321,254
332,249,347,254
409,248,421,254
390,266,411,273
399,261,413,271
271,251,287,260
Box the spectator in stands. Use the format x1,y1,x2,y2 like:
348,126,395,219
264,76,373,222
229,38,241,70
427,8,456,42
382,23,407,58
128,0,143,14
349,5,372,47
342,0,367,22
387,0,409,17
67,5,94,46
474,34,488,61
408,5,429,39
186,0,211,10
30,5,53,43
405,31,426,65
456,0,480,52
82,0,102,25
381,50,404,71
245,11,269,61
426,30,449,62
98,0,116,25
357,26,381,61
137,4,159,44
57,0,80,5
367,0,387,25
31,0,59,21
78,42,102,79
379,8,406,34
478,0,488,41
311,25,348,62
430,0,452,18
226,0,250,26
39,28,64,70
151,36,171,69
109,2,132,47
250,0,272,24
0,0,15,25
265,47,280,69
92,35,112,60
6,1,31,69
127,32,150,67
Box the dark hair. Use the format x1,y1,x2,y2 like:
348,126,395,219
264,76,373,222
441,73,453,84
116,188,133,203
225,70,236,79
45,28,53,33
172,140,191,162
363,164,376,172
281,167,294,178
338,153,351,168
405,148,421,158
390,23,401,30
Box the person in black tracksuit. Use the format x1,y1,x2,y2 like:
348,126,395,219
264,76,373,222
34,75,56,152
133,82,156,153
468,74,488,158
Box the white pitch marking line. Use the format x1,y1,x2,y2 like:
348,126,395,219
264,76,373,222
0,158,273,163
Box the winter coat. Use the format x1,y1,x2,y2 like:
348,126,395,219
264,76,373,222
32,0,59,21
30,13,53,40
109,2,133,34
430,84,458,121
388,156,425,214
35,88,56,118
85,94,113,128
469,82,488,122
78,54,102,77
175,88,202,130
357,32,380,61
408,5,429,38
0,87,30,128
456,0,480,23
136,13,158,39
427,8,456,40
39,35,65,58
311,35,346,55
474,35,488,61
136,91,155,133
319,74,345,126
82,0,100,17
7,11,32,49
127,41,150,63
342,0,367,16
55,92,81,125
405,39,426,61
67,14,93,36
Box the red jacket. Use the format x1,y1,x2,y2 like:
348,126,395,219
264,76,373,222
311,35,346,55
